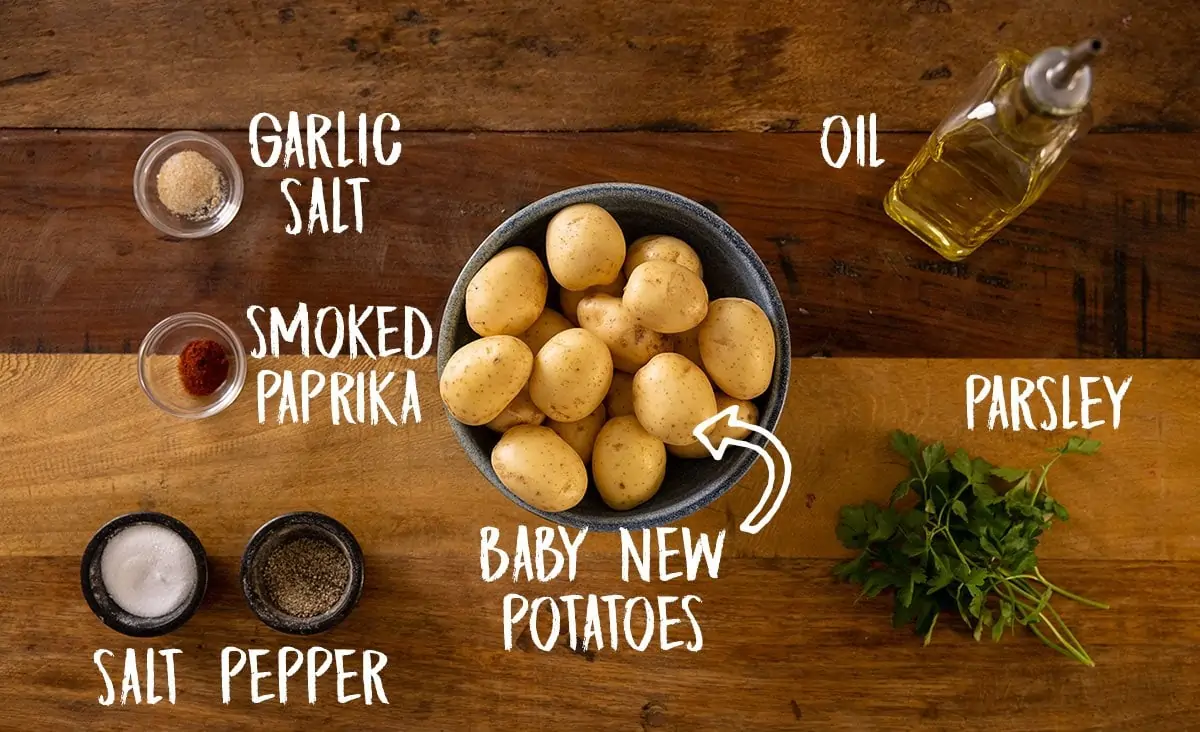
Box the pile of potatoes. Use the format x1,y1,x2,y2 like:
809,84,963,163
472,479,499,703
439,203,777,514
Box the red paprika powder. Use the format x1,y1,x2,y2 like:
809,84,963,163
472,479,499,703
178,339,229,396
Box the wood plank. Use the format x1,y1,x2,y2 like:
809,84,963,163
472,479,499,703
1,131,1198,357
2,355,1197,727
1,1,1197,131
0,356,1193,560
0,556,1197,731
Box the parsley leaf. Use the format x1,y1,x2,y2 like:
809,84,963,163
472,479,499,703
922,442,948,474
991,466,1029,482
890,430,921,466
1062,437,1102,455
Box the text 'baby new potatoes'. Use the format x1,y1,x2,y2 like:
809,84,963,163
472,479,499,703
439,202,778,515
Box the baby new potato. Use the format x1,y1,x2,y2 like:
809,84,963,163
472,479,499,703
440,336,533,426
560,271,625,325
577,293,672,373
669,394,759,459
491,426,587,512
465,246,548,336
518,308,572,356
632,353,717,445
546,204,626,291
529,328,614,422
548,404,606,464
699,298,775,400
592,416,667,511
487,388,545,433
624,261,708,334
605,371,635,418
624,235,703,280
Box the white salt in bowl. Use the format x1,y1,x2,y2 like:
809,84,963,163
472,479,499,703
134,131,244,238
81,512,209,637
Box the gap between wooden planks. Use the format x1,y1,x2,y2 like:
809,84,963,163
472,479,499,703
2,131,1199,358
0,355,1193,561
1,0,1197,130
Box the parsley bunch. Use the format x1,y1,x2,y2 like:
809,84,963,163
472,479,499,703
835,431,1107,666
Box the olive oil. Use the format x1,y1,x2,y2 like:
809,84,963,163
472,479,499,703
886,40,1103,261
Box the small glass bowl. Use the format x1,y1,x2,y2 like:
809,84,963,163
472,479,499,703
134,131,244,238
138,312,247,419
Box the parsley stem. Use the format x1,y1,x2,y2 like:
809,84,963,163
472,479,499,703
1036,612,1089,665
1033,568,1110,609
941,530,976,569
1028,622,1089,665
922,613,938,646
996,585,1084,662
937,483,970,527
1031,453,1063,502
953,586,973,626
1006,579,1095,666
1000,582,1045,615
1039,600,1093,666
1002,587,1046,623
1007,572,1110,610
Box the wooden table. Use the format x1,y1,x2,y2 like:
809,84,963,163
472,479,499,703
2,2,1199,729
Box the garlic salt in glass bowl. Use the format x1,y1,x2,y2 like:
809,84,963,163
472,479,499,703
138,312,247,419
81,512,209,637
134,131,244,238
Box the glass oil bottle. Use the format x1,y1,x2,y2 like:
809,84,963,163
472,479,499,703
885,39,1104,261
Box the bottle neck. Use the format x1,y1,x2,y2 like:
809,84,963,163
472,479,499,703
1026,40,1102,115
996,78,1081,145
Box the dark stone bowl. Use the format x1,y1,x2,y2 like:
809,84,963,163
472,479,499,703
81,512,208,637
438,183,791,531
240,512,365,635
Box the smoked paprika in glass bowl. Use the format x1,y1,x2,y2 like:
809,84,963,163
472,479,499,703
138,312,247,419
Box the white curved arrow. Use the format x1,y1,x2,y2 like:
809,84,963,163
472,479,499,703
693,405,792,535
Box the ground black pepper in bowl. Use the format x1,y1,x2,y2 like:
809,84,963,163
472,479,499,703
241,512,365,635
261,537,350,618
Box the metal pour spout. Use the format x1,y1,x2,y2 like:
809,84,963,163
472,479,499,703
1050,38,1106,89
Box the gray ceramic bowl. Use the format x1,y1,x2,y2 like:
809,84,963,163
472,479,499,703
438,183,791,531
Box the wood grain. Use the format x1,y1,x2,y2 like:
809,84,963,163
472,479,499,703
1,1,1197,131
0,355,1193,561
2,131,1198,358
1,355,1199,729
3,0,1198,726
1,557,1197,731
